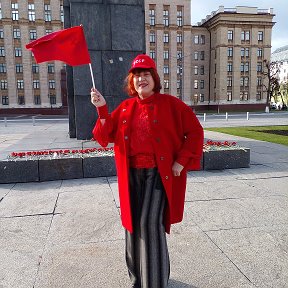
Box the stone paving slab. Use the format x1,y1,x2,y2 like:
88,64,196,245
0,215,52,288
0,189,58,217
168,225,254,288
33,240,130,288
206,225,288,288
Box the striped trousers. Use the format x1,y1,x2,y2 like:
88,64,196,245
125,168,170,288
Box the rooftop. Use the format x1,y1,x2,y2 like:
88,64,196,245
271,45,288,62
197,6,274,26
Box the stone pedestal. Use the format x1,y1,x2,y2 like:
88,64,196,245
64,0,145,140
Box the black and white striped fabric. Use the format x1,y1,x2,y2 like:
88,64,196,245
125,168,170,288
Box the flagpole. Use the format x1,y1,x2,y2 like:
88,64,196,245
89,63,95,89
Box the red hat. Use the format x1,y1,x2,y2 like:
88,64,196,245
129,54,156,73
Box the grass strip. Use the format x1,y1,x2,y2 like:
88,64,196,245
205,125,288,146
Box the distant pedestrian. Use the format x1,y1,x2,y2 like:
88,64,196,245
91,54,203,288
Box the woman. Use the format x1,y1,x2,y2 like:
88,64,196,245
91,54,203,288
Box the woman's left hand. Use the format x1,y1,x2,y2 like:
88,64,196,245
172,161,184,177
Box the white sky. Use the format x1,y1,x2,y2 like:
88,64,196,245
191,0,288,52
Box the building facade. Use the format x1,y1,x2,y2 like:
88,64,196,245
0,0,65,112
145,0,192,104
0,1,275,112
271,45,288,84
195,6,275,111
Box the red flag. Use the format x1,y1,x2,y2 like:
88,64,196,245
26,26,91,66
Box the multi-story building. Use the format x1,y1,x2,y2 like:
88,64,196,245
0,1,275,112
145,0,192,104
0,0,65,113
271,45,288,84
194,6,275,111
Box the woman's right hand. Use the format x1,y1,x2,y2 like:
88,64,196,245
91,87,106,107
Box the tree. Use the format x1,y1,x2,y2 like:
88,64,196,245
262,60,280,112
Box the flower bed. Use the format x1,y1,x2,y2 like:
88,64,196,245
0,140,250,184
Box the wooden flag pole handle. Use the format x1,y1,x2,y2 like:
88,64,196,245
89,63,95,89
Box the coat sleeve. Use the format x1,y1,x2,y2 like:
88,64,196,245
176,105,204,170
92,104,122,147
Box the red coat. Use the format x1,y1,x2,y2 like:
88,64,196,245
92,93,203,233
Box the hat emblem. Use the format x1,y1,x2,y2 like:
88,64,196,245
133,59,145,66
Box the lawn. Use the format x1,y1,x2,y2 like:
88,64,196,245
205,125,288,146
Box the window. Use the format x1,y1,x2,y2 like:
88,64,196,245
17,80,24,89
241,77,249,87
163,50,169,60
13,28,21,39
240,91,249,101
2,96,9,105
227,63,233,72
44,4,52,22
194,35,199,44
0,47,5,57
30,29,37,40
0,29,4,39
33,80,40,89
149,31,155,43
241,31,250,41
194,80,198,89
227,30,233,40
15,47,22,57
163,80,169,89
227,47,233,57
200,51,204,60
15,64,23,73
177,33,182,44
46,29,52,35
163,65,169,74
12,3,19,21
0,63,6,73
32,64,39,73
245,63,249,72
200,35,205,44
177,80,181,89
34,95,41,105
256,91,262,100
257,77,262,87
257,48,263,57
163,10,169,26
150,50,155,60
49,95,56,104
200,80,204,89
0,80,8,89
258,31,264,41
48,63,55,73
149,9,155,26
60,5,64,23
241,48,249,57
194,52,198,60
28,4,35,21
227,92,232,101
177,9,183,27
18,96,25,105
49,80,56,89
163,32,169,43
177,50,182,59
177,65,182,75
200,94,204,102
241,62,249,72
0,3,2,20
200,65,204,75
194,66,198,75
227,77,232,87
257,62,262,72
